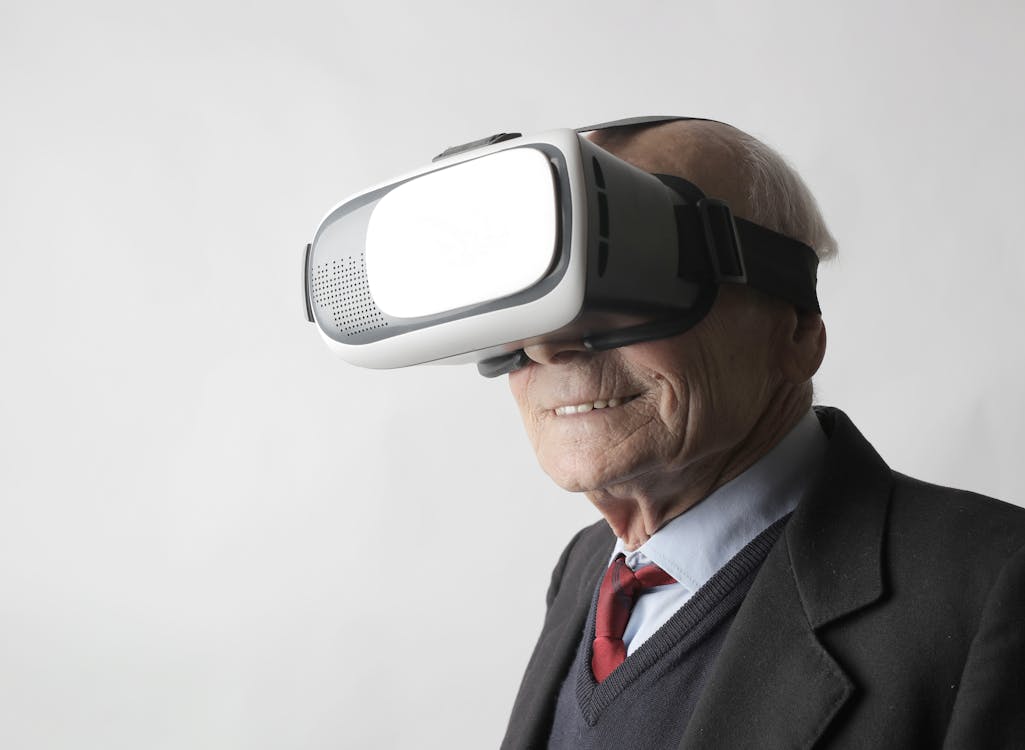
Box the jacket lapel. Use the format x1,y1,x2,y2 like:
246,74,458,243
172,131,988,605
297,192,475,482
502,524,613,749
680,408,893,749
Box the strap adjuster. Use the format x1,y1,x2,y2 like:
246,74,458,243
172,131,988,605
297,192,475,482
303,243,315,323
433,132,522,162
698,198,747,285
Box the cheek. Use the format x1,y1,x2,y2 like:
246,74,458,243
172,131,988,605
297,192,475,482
642,343,770,465
688,340,778,437
507,369,541,444
507,368,526,406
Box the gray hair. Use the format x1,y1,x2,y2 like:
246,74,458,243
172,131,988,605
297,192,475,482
733,131,838,261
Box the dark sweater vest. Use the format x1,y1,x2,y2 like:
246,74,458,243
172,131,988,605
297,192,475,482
547,515,789,749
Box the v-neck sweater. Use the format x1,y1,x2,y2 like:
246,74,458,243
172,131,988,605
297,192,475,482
547,515,789,749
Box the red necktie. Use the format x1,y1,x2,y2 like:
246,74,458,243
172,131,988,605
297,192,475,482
591,553,676,682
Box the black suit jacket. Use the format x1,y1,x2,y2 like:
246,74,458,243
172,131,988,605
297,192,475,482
502,408,1025,749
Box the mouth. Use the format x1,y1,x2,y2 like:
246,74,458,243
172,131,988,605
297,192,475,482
552,394,640,416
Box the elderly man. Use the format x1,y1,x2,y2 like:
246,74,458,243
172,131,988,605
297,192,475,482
500,121,1025,748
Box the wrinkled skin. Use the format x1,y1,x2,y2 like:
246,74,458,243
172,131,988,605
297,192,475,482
508,121,826,549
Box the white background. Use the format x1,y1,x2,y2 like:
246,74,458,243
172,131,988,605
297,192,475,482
2,1,1023,747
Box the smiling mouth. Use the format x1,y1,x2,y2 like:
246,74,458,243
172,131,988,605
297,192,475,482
553,395,639,416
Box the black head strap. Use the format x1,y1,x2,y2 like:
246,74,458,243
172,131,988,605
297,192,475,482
654,174,820,314
732,219,820,312
579,120,819,314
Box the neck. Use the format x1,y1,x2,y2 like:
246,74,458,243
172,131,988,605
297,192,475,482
587,387,811,550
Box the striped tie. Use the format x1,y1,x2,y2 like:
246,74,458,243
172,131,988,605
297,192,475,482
591,553,676,682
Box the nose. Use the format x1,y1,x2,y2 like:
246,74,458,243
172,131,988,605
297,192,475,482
522,338,591,366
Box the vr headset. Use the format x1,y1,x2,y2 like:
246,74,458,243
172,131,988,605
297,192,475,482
303,116,820,377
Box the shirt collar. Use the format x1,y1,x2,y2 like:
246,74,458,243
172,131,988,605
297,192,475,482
611,409,828,593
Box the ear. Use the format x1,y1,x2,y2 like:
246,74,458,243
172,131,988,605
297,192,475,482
778,310,826,384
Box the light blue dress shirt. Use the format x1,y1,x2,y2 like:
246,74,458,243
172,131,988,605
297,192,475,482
609,409,828,655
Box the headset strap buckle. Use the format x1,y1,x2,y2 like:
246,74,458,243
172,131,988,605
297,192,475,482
698,198,747,285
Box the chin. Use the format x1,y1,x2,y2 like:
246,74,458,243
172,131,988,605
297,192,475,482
540,454,596,493
544,472,594,494
540,451,636,494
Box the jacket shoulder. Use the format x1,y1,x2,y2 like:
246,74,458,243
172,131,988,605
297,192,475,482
545,520,614,608
885,472,1025,623
889,472,1025,559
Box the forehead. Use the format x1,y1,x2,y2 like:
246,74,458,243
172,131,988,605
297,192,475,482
587,121,751,218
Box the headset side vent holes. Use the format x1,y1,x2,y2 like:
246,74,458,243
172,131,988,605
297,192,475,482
310,254,389,337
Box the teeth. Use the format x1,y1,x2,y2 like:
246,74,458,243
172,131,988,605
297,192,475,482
554,396,633,416
554,403,590,416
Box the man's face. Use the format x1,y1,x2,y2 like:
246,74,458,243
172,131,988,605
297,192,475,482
508,286,792,495
508,122,823,538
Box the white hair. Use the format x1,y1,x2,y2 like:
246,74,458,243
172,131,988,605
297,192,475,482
733,131,838,261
